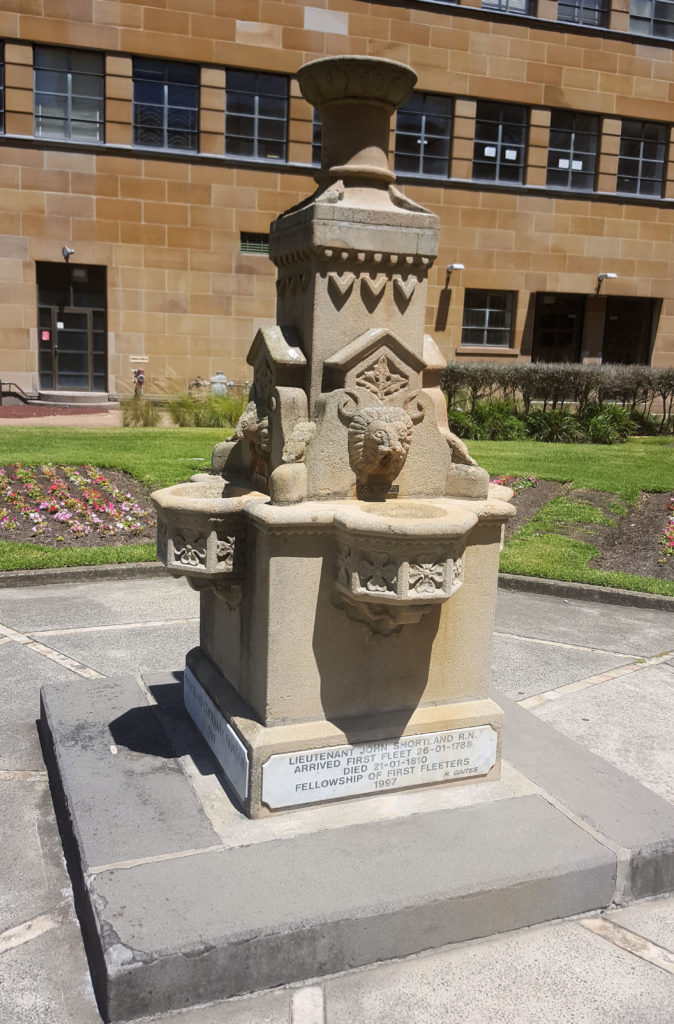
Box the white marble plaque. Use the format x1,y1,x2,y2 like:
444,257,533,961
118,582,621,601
183,666,249,801
262,726,497,810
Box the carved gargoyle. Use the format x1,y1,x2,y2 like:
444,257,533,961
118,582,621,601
235,401,270,480
339,390,424,499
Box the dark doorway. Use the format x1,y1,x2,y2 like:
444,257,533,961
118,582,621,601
37,263,107,391
602,297,654,364
531,293,585,363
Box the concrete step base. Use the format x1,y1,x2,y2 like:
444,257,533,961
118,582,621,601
39,672,674,1023
37,390,110,405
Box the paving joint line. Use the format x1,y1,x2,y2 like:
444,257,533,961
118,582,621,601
580,917,674,974
30,616,199,638
0,901,71,956
517,652,673,709
0,620,104,679
494,631,642,659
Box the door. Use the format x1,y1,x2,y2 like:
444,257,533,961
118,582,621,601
531,293,585,363
37,263,107,391
602,297,654,364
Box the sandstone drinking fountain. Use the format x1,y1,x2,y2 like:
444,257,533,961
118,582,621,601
152,55,515,819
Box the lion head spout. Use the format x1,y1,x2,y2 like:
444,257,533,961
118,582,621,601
339,391,424,499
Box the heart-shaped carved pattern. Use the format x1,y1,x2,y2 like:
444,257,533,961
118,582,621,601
393,276,416,303
361,275,387,301
328,271,356,297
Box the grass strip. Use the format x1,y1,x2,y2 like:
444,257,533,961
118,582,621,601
469,436,674,501
501,497,674,597
0,540,156,571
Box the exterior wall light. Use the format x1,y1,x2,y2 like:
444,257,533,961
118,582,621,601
597,272,617,281
446,263,465,272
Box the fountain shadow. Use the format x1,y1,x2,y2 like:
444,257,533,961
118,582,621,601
311,546,438,743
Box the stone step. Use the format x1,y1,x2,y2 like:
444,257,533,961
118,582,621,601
39,671,674,1023
37,390,110,405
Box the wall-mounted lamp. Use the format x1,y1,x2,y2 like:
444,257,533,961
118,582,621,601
597,272,617,281
446,263,465,273
62,246,75,262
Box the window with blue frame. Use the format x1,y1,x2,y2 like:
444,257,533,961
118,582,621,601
558,0,609,27
546,110,599,191
394,92,453,178
617,119,667,197
34,47,104,142
630,0,674,38
472,102,528,184
133,58,199,151
482,0,534,14
225,70,287,161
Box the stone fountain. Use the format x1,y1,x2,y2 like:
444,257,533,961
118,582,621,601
152,56,514,819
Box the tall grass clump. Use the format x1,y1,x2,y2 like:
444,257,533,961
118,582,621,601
120,398,161,427
167,392,248,428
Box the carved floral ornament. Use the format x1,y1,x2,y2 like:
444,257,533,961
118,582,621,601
172,529,207,568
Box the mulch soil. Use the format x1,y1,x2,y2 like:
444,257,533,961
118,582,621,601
506,480,674,582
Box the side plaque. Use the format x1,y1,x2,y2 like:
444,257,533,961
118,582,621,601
183,666,249,802
262,726,497,809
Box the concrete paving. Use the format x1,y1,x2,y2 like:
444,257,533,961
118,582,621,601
1,577,672,1022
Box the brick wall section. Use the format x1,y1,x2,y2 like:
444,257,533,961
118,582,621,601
0,0,673,394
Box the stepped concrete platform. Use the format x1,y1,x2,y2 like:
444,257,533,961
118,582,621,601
37,390,111,405
40,667,674,1023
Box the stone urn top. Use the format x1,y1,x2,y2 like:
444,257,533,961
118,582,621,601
297,56,416,111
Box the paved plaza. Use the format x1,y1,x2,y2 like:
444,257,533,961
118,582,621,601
1,576,672,1023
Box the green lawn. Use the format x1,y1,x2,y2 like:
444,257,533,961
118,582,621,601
1,429,672,590
469,437,674,502
0,426,228,489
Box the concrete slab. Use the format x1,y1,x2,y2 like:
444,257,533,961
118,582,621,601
323,919,674,1024
0,912,101,1024
36,622,199,677
606,895,674,952
40,676,220,871
0,576,198,633
0,642,81,770
494,590,673,658
497,690,674,900
136,992,291,1024
0,778,69,933
533,665,674,802
490,633,633,700
41,674,618,1022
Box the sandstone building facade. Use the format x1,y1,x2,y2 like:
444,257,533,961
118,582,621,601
1,0,673,398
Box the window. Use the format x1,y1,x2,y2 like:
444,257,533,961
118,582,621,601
472,102,527,184
34,47,104,142
394,92,452,178
546,111,599,191
133,58,199,151
0,44,4,134
461,291,515,348
630,0,674,38
617,120,667,197
558,0,608,26
225,70,287,161
312,109,322,167
240,232,269,254
482,0,534,13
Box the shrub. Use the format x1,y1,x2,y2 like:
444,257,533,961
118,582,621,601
120,398,160,427
471,399,527,441
166,392,248,428
525,408,582,443
584,407,631,445
447,408,476,439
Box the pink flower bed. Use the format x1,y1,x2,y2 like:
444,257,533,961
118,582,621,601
0,463,155,543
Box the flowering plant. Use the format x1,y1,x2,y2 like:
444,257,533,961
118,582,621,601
660,496,674,562
490,474,538,496
0,463,155,544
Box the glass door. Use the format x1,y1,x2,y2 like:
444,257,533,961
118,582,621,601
37,263,107,391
